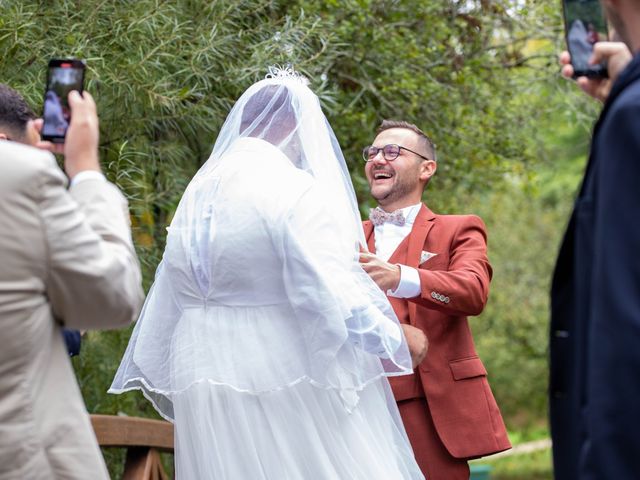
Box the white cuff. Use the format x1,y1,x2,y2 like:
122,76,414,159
387,265,421,298
70,170,106,188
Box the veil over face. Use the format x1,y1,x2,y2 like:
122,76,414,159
109,69,412,420
195,72,366,251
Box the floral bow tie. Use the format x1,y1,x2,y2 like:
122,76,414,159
369,207,406,226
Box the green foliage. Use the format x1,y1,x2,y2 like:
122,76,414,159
471,76,595,428
1,0,603,472
294,0,568,207
472,185,564,428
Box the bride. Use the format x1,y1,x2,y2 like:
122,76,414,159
110,66,424,479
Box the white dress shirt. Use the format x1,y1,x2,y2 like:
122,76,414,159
373,203,422,298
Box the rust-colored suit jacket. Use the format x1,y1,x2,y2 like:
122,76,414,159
363,204,510,459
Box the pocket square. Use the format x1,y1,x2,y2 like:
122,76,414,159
420,250,438,263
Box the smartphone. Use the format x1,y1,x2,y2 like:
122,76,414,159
562,0,608,78
41,59,86,143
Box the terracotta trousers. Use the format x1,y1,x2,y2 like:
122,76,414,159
397,397,470,480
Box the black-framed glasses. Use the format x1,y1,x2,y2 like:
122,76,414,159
362,144,431,162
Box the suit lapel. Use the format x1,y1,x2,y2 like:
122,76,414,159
363,204,435,326
364,219,412,263
364,205,436,262
406,204,436,268
363,220,376,253
388,235,410,264
403,205,436,325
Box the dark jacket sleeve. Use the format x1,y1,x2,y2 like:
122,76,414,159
586,90,640,478
62,329,82,357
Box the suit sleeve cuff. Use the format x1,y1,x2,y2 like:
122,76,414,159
387,265,421,298
69,170,106,188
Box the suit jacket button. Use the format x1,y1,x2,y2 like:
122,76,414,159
431,292,437,298
444,296,450,303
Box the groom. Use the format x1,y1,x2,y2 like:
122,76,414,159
359,120,510,479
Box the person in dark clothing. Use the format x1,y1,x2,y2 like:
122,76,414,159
550,1,640,478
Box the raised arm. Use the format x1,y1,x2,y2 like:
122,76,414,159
410,215,492,317
39,91,143,330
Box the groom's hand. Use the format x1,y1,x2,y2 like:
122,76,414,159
359,252,401,292
402,324,428,368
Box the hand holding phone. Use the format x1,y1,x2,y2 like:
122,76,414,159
560,42,632,102
41,59,86,143
562,0,608,78
61,90,100,179
36,90,101,180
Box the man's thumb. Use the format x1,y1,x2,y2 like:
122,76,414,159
589,41,624,65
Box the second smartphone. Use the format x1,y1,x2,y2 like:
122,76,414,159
41,59,86,143
562,0,608,78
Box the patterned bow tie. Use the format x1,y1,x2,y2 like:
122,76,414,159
369,207,406,226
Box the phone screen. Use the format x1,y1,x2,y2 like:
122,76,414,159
42,59,85,143
562,0,608,77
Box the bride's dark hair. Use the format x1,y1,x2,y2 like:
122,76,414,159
240,84,297,142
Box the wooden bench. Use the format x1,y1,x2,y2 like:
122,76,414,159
91,414,174,480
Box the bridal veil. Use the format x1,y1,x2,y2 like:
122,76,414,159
110,66,413,419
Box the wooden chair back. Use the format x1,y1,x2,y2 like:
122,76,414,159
91,414,174,480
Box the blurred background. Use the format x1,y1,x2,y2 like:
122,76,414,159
1,1,602,477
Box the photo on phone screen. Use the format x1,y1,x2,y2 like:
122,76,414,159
42,59,85,143
562,0,608,77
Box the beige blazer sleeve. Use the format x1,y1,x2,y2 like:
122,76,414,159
0,142,144,479
39,155,144,330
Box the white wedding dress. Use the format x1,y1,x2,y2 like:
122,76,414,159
110,72,424,479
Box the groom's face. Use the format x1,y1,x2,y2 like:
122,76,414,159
365,128,428,209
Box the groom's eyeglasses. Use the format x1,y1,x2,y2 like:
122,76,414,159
362,144,431,162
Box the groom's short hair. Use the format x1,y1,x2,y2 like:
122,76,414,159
0,84,35,142
377,119,437,162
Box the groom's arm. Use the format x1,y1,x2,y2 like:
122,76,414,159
411,215,491,316
361,215,491,317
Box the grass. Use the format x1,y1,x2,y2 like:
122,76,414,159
481,448,552,480
471,433,553,480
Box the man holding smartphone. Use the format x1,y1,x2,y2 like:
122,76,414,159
0,86,143,478
0,83,83,358
550,0,640,478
